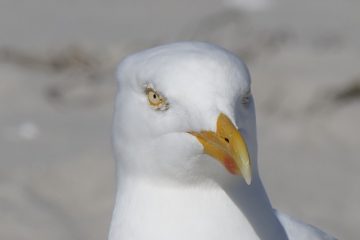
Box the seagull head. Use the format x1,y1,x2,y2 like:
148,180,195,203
113,42,257,186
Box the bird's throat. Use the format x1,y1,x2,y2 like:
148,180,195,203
108,176,287,240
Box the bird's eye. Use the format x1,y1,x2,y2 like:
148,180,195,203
242,96,250,105
145,87,169,111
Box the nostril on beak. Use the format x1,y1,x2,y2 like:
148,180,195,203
224,138,230,143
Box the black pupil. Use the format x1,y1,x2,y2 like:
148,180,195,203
153,94,157,99
225,138,230,143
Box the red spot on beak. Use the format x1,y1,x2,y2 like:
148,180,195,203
223,156,238,175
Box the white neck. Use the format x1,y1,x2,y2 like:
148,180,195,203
108,173,288,240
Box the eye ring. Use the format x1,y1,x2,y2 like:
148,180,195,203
145,86,169,111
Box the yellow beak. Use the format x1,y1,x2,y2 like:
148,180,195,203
189,113,252,185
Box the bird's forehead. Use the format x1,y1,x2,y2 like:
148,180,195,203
134,47,250,99
118,43,251,114
116,42,252,132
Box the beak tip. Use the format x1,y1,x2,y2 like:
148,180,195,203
241,166,252,185
244,176,252,185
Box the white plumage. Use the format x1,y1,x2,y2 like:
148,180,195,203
109,42,336,240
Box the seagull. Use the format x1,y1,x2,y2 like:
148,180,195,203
109,42,336,240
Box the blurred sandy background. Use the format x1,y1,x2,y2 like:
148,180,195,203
1,0,359,239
